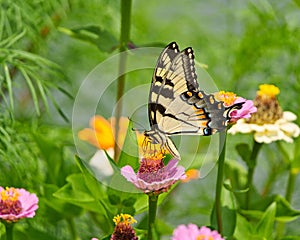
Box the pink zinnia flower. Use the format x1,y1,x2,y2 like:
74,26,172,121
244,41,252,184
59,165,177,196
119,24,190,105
121,152,186,194
229,97,257,121
0,187,38,222
215,91,257,122
172,224,224,240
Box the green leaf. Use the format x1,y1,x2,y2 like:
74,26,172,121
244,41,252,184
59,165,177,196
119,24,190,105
275,195,300,222
224,159,248,207
118,120,139,168
255,202,276,239
234,214,254,240
33,133,64,185
235,143,251,163
58,25,118,52
224,179,249,193
19,67,40,116
240,195,300,223
292,137,300,171
108,193,121,205
53,182,106,213
4,64,14,111
42,184,83,218
75,155,107,200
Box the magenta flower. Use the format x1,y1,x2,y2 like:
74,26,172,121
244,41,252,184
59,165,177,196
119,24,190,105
229,97,257,122
215,91,257,122
172,224,224,240
121,155,186,194
0,187,38,222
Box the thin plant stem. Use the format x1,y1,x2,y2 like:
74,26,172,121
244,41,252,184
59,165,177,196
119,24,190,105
245,141,262,209
148,194,158,240
275,168,298,239
114,0,132,162
66,218,80,240
215,131,227,234
5,223,14,240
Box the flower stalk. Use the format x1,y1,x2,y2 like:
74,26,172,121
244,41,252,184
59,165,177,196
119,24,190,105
67,218,80,240
114,0,132,161
215,131,227,233
245,141,262,209
148,194,158,240
5,223,13,240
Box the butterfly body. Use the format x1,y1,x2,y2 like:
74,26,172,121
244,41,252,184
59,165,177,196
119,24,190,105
144,42,243,159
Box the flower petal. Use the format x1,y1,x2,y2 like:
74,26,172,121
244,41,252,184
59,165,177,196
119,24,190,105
121,166,137,183
283,111,297,121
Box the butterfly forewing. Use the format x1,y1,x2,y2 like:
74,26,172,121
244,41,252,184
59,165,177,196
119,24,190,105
149,42,199,127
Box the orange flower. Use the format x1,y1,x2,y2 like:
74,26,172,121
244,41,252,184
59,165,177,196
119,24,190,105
78,115,143,150
181,169,200,183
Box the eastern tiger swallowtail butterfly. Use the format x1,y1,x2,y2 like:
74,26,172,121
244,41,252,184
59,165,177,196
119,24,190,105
143,42,243,159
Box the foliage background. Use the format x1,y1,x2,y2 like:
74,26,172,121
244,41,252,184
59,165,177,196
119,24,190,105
0,0,300,239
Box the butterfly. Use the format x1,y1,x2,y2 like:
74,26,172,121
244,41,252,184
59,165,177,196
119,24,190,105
143,42,243,159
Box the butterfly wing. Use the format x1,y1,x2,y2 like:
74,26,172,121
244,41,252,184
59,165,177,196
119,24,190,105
158,90,230,136
148,42,199,128
146,42,242,158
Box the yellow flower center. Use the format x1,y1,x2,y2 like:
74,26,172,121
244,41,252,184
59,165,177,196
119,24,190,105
196,235,213,240
247,84,283,124
216,91,237,106
113,213,136,226
257,84,280,97
1,187,20,201
0,187,22,217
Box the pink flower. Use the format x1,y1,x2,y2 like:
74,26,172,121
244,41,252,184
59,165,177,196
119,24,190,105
0,187,38,222
121,156,186,194
214,91,257,122
172,224,224,240
229,97,257,121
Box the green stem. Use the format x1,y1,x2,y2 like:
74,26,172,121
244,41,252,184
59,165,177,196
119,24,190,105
261,164,278,197
275,168,298,239
114,0,132,162
67,218,80,240
245,141,262,209
215,131,227,234
148,194,158,240
5,223,14,240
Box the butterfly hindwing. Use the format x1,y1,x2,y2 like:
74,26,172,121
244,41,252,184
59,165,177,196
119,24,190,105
158,90,227,136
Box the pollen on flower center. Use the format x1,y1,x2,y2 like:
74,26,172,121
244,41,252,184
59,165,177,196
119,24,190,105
247,84,283,124
257,84,280,97
0,187,22,215
216,91,237,106
111,214,138,240
113,213,136,226
197,235,214,240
